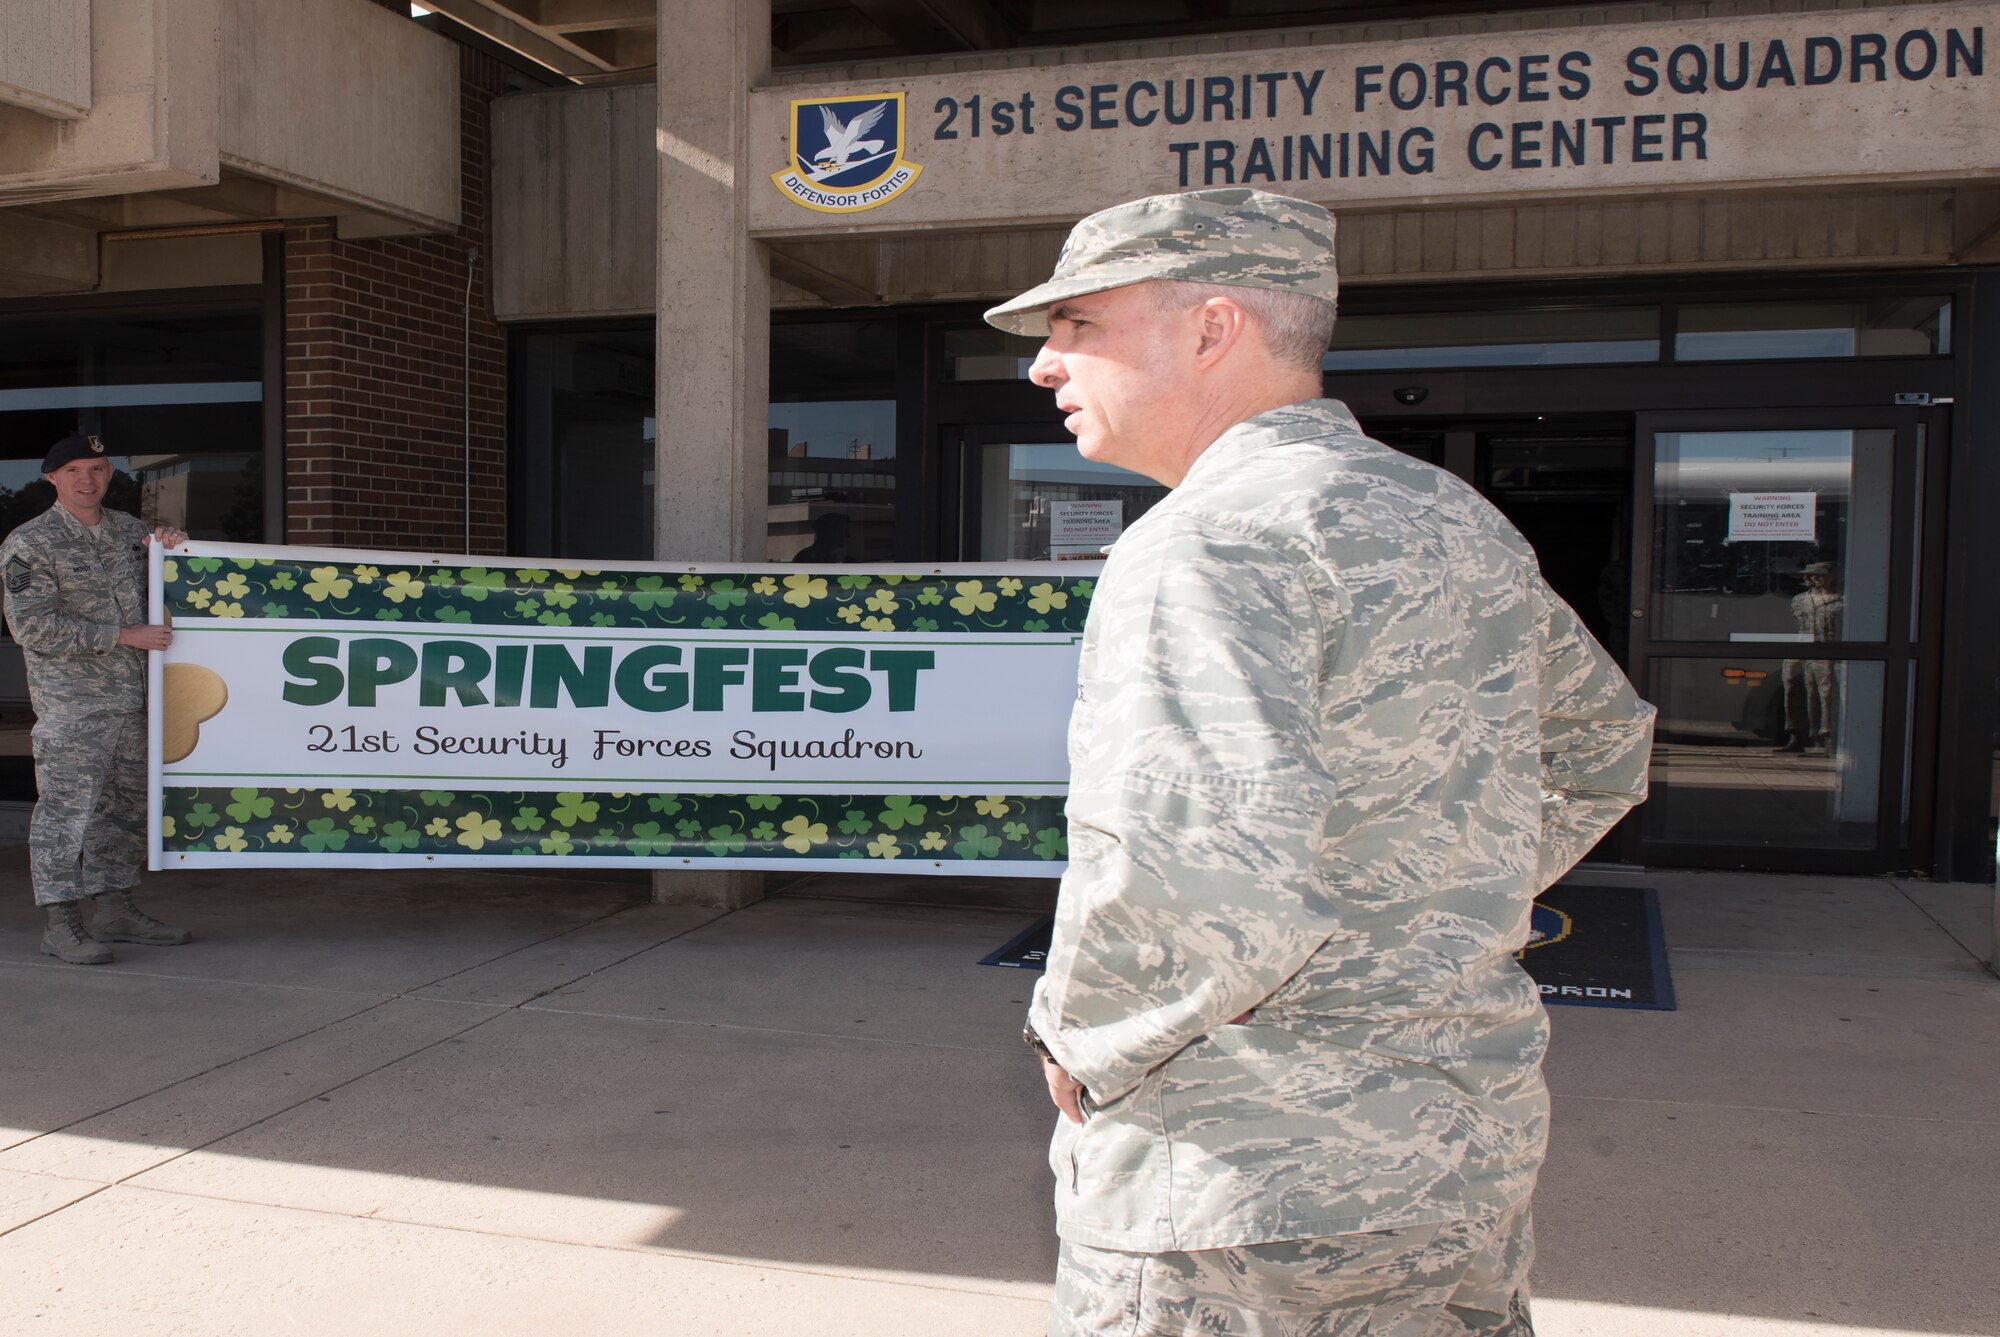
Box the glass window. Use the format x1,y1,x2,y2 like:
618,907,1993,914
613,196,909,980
0,304,266,803
1642,657,1884,849
1650,429,1894,643
1323,307,1659,371
970,441,1166,562
769,319,902,564
942,326,1042,381
0,309,266,546
1676,298,1950,361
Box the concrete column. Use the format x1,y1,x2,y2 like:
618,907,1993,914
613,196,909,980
652,0,772,910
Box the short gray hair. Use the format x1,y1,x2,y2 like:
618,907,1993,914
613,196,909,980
1148,280,1336,374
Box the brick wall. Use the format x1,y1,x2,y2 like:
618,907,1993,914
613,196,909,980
282,43,508,555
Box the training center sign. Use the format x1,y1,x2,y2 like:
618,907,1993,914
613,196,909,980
149,543,1096,875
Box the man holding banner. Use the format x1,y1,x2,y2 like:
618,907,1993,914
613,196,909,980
993,190,1655,1334
3,435,190,964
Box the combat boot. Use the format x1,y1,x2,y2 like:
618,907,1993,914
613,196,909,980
41,902,112,965
89,889,193,946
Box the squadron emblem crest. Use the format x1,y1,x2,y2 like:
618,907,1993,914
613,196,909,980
772,93,923,214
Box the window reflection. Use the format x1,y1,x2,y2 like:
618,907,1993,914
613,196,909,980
767,399,896,562
1651,430,1892,643
1644,658,1883,850
1676,297,1949,361
972,442,1165,562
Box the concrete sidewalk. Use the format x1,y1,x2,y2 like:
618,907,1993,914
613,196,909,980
0,851,1993,1336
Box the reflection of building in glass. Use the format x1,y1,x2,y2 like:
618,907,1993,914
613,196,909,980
766,425,897,561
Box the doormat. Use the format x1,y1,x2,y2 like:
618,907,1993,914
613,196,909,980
978,884,1674,1012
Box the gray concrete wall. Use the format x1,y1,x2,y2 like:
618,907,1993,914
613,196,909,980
221,0,460,233
493,85,655,320
0,0,90,117
0,0,220,203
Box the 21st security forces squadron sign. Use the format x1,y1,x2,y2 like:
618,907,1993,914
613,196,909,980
772,93,923,213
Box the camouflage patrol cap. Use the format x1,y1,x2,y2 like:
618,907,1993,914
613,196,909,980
42,433,109,472
984,188,1337,337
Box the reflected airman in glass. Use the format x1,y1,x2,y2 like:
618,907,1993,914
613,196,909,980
1776,560,1842,753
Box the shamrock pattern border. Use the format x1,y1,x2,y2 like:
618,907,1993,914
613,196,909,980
161,787,1071,865
163,556,1096,636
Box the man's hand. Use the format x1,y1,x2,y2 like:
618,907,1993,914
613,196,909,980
117,624,172,651
144,526,188,550
1041,1056,1087,1125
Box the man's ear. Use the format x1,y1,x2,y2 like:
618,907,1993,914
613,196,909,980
1192,295,1251,367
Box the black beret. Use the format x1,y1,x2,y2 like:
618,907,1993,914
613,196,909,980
43,433,110,472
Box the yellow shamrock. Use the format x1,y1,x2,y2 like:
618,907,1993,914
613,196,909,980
975,795,1011,818
304,566,353,602
783,573,827,608
383,571,427,603
1027,582,1069,614
781,815,828,853
456,812,503,850
950,580,996,615
866,833,901,859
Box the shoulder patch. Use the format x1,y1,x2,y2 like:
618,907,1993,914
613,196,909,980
4,555,32,594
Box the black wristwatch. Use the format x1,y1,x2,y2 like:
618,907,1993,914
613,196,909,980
1023,1024,1057,1063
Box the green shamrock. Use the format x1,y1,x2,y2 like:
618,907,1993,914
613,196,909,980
837,810,872,836
350,815,376,834
627,574,671,611
510,806,546,832
269,570,297,591
455,568,507,602
836,574,872,590
420,790,456,806
877,795,927,830
512,599,541,618
226,788,273,823
756,612,796,631
675,818,702,838
301,818,348,853
435,606,473,623
186,556,223,574
543,584,577,609
953,824,1001,860
1023,619,1049,633
261,602,290,617
379,821,420,853
184,802,221,832
539,830,575,856
375,608,404,621
589,612,616,628
705,578,748,611
1002,820,1030,842
705,825,747,858
646,795,683,815
912,617,939,632
699,616,726,629
1034,828,1068,860
517,568,551,584
626,821,674,857
916,586,944,606
749,821,776,841
537,611,573,627
745,794,780,811
551,793,599,826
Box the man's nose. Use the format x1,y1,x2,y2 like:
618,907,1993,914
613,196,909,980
1028,343,1065,389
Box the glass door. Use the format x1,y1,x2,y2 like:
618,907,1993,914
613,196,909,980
946,423,1169,562
1630,408,1926,870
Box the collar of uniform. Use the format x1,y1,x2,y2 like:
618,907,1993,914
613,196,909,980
46,502,99,537
1179,399,1364,490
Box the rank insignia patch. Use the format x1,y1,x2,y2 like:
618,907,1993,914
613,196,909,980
772,93,923,214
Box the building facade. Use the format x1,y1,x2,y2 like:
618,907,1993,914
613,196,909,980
2,0,1996,889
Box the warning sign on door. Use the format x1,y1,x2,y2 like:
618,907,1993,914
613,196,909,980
1727,492,1816,542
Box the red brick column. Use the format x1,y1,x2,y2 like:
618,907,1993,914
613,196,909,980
282,45,508,555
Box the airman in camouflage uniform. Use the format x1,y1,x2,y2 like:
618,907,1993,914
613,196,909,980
2,434,191,964
990,190,1656,1336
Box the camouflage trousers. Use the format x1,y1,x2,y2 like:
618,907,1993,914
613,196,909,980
29,711,147,907
1050,1202,1534,1337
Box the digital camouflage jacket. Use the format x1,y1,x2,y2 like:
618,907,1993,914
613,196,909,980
1,504,151,721
1028,400,1655,1252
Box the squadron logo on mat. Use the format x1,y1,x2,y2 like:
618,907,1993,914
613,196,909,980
1518,902,1574,955
772,93,923,214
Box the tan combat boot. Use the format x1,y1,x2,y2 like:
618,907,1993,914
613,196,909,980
90,889,193,946
41,902,113,965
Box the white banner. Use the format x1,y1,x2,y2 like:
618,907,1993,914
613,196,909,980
150,542,1098,875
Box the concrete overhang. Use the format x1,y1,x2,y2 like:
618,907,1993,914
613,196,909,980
0,0,92,117
0,0,461,263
